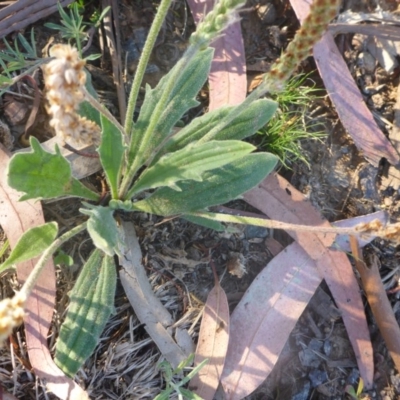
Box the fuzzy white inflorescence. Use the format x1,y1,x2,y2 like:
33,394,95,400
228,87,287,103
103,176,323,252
43,44,100,145
0,292,26,344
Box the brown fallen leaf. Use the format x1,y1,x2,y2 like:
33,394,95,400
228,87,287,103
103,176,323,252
221,241,321,399
186,0,247,110
190,261,229,400
350,236,400,374
0,144,89,400
243,173,374,389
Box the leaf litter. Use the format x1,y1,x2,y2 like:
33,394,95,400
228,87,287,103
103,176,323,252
2,0,400,399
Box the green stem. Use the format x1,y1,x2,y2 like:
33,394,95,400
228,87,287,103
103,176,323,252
119,45,199,199
189,211,370,237
20,222,87,298
123,0,174,138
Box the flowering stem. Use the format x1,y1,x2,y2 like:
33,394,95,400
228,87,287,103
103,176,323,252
189,211,378,237
20,222,87,298
124,0,174,138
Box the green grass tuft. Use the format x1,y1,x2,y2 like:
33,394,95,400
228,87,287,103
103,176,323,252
255,72,325,169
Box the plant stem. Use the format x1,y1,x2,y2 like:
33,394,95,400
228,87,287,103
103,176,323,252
190,210,379,238
20,222,87,298
124,0,174,138
83,87,125,134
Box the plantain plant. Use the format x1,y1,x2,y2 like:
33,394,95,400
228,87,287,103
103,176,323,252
0,0,341,379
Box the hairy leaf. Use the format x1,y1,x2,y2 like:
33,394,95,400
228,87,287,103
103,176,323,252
130,140,255,195
98,114,125,198
80,203,119,256
7,137,99,201
55,249,116,377
127,48,214,168
0,222,58,273
133,153,278,216
160,99,277,159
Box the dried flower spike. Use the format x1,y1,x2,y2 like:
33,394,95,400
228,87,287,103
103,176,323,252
0,292,26,345
264,0,341,92
43,44,100,146
190,0,246,49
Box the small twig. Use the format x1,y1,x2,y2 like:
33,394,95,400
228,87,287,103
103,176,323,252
81,26,97,55
63,142,99,158
82,86,125,136
19,75,41,143
101,0,126,122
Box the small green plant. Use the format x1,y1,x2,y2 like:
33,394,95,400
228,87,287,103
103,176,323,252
345,378,365,399
45,1,109,58
0,239,9,261
256,73,324,168
0,0,343,388
155,354,208,400
0,29,41,89
0,1,107,93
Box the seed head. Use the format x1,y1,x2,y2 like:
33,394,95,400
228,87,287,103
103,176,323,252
0,292,26,345
43,44,100,146
263,0,341,93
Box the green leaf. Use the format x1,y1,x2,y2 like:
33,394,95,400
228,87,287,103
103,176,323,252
127,47,214,169
182,215,225,231
78,70,101,126
80,203,118,256
133,153,278,216
54,250,74,267
154,389,174,400
7,137,99,201
179,388,204,399
129,140,255,195
0,222,58,273
98,114,125,199
55,249,116,377
157,99,278,160
84,53,101,61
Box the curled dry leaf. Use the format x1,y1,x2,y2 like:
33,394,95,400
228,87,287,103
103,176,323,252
190,265,229,400
0,144,89,400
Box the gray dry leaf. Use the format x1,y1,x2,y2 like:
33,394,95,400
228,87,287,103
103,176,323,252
118,220,194,368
